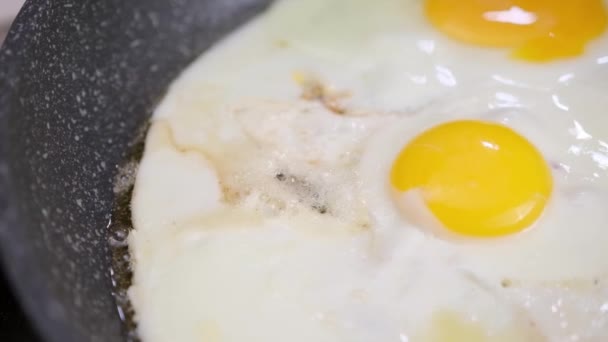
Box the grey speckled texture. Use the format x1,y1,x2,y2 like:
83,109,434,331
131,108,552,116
0,0,272,341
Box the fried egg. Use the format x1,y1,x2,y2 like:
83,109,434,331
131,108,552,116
129,0,608,341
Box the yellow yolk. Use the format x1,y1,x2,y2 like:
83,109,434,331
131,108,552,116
390,120,552,237
425,0,608,62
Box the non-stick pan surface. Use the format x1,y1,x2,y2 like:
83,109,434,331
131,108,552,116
0,0,272,341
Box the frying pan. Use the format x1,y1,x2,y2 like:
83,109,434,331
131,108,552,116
0,0,273,340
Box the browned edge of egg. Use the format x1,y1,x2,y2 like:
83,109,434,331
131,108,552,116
108,122,149,342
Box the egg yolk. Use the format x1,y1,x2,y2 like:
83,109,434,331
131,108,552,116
391,120,552,237
425,0,608,62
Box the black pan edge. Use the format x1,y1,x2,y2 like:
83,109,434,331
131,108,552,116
0,0,272,341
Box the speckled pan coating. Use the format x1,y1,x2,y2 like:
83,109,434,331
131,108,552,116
0,0,272,341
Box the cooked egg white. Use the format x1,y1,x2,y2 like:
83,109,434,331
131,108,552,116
129,0,608,341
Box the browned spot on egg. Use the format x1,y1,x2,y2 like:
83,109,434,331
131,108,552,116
313,203,328,214
501,278,513,288
220,182,249,205
152,120,256,208
294,72,350,115
357,221,371,230
275,172,330,215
